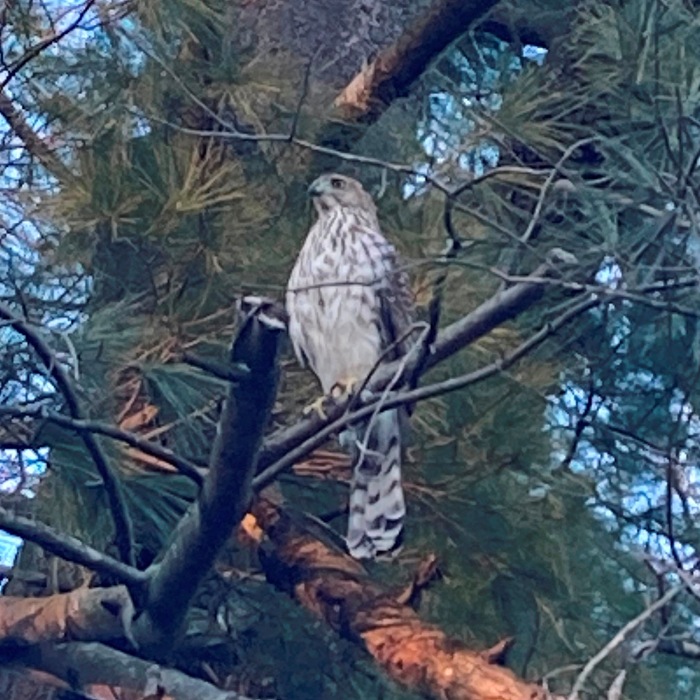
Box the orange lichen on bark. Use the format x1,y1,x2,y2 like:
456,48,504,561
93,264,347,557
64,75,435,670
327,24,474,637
251,499,552,700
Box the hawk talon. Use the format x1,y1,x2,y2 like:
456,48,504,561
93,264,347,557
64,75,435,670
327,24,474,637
303,395,328,420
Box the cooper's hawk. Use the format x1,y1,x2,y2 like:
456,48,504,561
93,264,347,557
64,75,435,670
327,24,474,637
286,173,415,559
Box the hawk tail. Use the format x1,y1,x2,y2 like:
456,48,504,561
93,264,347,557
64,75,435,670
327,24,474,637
345,409,405,559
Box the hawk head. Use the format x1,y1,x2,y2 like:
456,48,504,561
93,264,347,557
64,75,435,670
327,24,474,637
308,173,377,217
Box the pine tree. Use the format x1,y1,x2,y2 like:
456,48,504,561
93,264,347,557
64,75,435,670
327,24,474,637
1,1,699,698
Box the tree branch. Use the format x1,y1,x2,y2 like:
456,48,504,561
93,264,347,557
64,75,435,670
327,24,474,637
133,297,285,656
0,405,205,486
1,1,97,90
0,90,73,181
567,585,686,700
0,585,135,645
253,292,596,491
655,638,700,660
335,0,501,121
251,499,556,700
0,303,134,565
0,506,146,589
13,641,258,700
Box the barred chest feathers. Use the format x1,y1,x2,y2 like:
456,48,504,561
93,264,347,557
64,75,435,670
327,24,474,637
286,212,390,393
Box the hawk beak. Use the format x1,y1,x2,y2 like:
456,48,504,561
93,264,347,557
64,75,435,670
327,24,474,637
307,180,324,198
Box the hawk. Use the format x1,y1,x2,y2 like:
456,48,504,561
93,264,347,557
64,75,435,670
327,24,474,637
286,173,415,559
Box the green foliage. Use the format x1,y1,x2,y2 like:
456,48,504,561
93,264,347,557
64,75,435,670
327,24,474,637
3,0,700,697
186,577,420,699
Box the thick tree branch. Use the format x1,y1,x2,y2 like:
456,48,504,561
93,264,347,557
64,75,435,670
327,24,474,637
13,641,257,700
0,586,135,645
133,297,285,656
0,303,134,565
251,499,555,700
335,0,501,121
0,506,146,589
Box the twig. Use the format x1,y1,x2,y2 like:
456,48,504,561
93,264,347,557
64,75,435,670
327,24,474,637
0,405,205,486
0,303,135,565
567,585,685,700
129,109,453,195
1,1,97,89
254,294,597,490
504,138,598,287
289,46,322,140
0,506,146,589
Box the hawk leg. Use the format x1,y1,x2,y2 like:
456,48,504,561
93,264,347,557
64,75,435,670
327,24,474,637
330,376,359,400
302,376,359,420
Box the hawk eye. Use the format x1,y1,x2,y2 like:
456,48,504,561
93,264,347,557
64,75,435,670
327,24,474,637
330,178,345,189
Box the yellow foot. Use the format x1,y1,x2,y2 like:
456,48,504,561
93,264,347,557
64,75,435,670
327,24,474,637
303,395,328,420
330,376,359,400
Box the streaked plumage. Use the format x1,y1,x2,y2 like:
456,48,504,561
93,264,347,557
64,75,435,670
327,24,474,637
286,173,414,558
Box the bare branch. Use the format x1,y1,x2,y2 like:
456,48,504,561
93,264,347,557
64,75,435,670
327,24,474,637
0,303,134,565
1,1,97,89
0,506,146,589
256,255,575,485
133,297,285,656
0,405,205,486
254,292,596,491
14,641,258,700
567,585,685,700
130,108,453,195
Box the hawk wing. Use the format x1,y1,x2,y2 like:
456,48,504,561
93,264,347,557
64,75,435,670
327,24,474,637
378,257,417,362
342,223,415,558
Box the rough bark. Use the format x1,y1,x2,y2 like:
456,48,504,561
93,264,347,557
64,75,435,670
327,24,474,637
229,0,430,89
251,499,556,700
0,586,134,646
335,0,501,121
